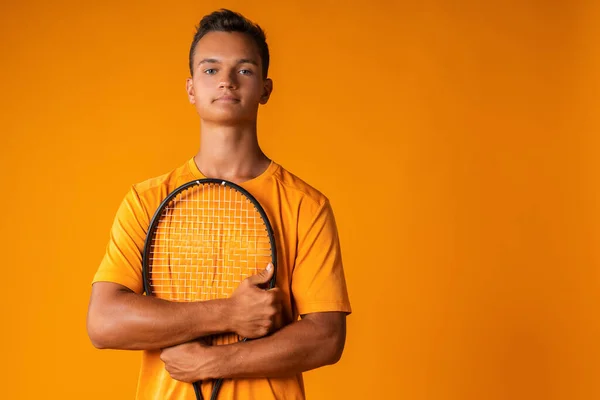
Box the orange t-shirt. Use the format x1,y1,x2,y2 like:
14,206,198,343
93,158,351,400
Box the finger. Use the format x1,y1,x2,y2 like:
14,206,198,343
246,263,274,285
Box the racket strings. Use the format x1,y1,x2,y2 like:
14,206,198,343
148,184,272,308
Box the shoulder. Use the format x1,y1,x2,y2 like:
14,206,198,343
271,163,330,213
128,159,197,215
134,160,194,194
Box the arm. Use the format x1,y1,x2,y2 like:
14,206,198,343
87,265,280,351
216,311,346,378
88,187,281,351
161,199,351,380
86,282,228,350
160,311,346,381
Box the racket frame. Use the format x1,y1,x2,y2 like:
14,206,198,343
142,178,277,295
141,178,278,400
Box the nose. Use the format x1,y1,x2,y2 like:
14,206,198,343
219,69,238,90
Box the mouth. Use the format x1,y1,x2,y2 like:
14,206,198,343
214,95,240,103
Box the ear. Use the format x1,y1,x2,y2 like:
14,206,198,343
186,77,196,104
259,78,273,105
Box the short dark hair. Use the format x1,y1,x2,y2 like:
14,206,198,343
189,9,270,78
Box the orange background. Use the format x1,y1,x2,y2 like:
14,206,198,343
1,0,599,399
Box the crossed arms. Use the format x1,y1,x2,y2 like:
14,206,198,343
86,265,346,383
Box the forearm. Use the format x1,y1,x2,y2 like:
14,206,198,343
87,282,230,350
211,313,346,379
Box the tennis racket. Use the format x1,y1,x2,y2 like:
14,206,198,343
142,179,277,400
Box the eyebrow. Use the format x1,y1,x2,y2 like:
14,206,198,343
197,58,259,66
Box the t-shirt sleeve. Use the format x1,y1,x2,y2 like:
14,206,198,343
92,186,150,293
291,199,351,315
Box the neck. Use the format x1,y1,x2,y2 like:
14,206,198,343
194,120,270,183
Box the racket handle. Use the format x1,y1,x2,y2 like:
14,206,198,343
193,381,204,400
209,337,247,400
210,379,224,400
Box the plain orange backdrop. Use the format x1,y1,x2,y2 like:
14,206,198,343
1,0,599,399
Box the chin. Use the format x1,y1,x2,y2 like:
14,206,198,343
200,112,254,126
198,106,257,125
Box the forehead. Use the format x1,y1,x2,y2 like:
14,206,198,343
194,31,261,63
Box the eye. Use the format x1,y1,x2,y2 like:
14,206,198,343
239,69,253,75
204,68,217,75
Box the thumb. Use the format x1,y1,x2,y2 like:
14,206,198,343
246,263,274,286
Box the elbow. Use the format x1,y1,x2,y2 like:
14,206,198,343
325,330,345,365
87,308,119,349
317,323,346,366
87,282,136,350
89,334,109,350
305,312,347,367
87,314,110,349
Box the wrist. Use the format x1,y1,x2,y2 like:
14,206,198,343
220,297,237,333
192,298,232,336
212,343,240,379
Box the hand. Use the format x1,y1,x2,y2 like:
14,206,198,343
228,263,282,338
160,340,217,382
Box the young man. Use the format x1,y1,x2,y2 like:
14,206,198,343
87,9,351,400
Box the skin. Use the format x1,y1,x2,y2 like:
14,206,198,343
87,31,346,381
87,265,281,350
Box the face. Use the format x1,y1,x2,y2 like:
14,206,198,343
186,31,273,125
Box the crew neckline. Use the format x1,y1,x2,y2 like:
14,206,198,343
187,157,278,187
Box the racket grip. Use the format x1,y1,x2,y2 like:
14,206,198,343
209,337,248,400
193,381,203,400
210,379,224,400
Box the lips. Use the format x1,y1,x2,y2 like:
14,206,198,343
214,94,240,102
